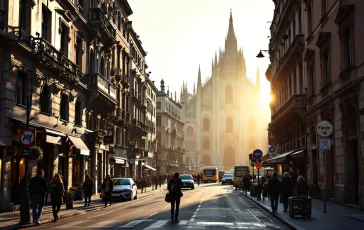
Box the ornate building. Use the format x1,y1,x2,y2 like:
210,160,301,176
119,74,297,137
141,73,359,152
181,11,267,171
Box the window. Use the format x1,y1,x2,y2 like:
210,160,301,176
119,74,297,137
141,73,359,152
76,39,83,68
89,50,95,74
156,116,161,126
16,73,27,106
157,101,161,109
226,117,233,133
100,57,105,76
203,118,210,132
203,137,210,150
187,126,193,136
341,28,353,70
307,4,312,35
75,100,82,126
40,85,50,114
19,0,26,29
321,48,331,86
225,85,233,104
249,118,256,131
321,0,327,17
60,93,69,121
60,23,69,57
307,59,315,96
116,127,120,144
42,6,51,41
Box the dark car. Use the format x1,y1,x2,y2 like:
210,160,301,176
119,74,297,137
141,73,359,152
180,174,195,189
222,174,234,185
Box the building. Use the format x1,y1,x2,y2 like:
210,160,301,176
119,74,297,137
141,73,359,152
156,80,185,174
0,0,153,212
181,11,267,171
265,0,364,209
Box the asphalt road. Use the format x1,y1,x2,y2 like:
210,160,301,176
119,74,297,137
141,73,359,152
29,183,289,230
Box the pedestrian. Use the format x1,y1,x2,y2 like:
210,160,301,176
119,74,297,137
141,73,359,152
101,174,114,207
294,175,309,196
281,172,293,212
262,179,269,201
154,174,158,190
50,174,64,222
243,175,250,194
196,173,201,186
168,172,183,221
83,174,94,207
141,176,146,193
267,172,281,213
29,169,48,224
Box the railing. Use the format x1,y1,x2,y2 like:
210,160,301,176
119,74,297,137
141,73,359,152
272,94,306,122
88,8,116,39
13,27,33,48
0,9,5,32
89,73,117,100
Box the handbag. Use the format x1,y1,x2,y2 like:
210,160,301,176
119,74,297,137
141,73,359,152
165,193,171,203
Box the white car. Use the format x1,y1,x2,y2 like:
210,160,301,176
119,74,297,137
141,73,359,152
111,178,138,201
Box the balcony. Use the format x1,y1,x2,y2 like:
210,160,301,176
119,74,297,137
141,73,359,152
130,118,147,136
13,27,33,48
272,34,304,84
130,90,141,104
271,94,306,125
88,73,117,103
271,0,301,40
88,8,116,44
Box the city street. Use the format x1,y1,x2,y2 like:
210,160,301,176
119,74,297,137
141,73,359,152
28,183,287,230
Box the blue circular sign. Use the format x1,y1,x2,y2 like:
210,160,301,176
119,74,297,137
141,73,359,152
269,146,276,153
253,149,263,159
130,159,135,164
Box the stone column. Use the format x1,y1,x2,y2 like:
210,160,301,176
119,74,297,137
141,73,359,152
68,156,73,189
53,145,59,175
91,150,97,193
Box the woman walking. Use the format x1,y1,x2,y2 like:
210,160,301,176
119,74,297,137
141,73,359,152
50,174,64,222
101,174,114,207
168,173,183,220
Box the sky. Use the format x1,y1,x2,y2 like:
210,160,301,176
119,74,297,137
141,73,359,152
128,0,274,105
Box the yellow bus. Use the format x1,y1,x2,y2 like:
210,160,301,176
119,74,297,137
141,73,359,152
234,165,250,189
202,166,219,183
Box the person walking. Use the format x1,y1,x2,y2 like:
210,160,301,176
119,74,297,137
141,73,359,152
83,175,94,207
243,175,250,194
140,176,146,193
281,172,293,212
196,173,201,186
29,170,48,224
267,172,281,213
294,175,309,196
168,173,183,221
101,175,113,207
50,174,64,222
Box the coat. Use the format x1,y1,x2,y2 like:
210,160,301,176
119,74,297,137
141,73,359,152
50,181,64,204
168,178,183,199
267,177,282,195
281,177,293,196
83,179,94,194
29,175,48,197
101,179,114,193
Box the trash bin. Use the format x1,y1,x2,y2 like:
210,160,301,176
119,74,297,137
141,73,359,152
250,186,257,196
289,196,311,218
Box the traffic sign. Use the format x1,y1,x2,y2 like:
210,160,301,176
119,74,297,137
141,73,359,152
20,130,35,146
22,148,31,156
251,162,255,167
256,162,262,169
253,149,263,159
320,138,331,150
269,146,275,153
317,120,333,137
129,159,135,164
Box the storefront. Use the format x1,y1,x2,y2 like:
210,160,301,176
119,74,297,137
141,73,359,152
265,149,306,177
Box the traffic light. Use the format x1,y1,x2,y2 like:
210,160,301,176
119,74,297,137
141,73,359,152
249,153,252,160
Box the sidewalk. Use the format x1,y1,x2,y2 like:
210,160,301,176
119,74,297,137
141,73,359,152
242,192,364,230
0,185,166,230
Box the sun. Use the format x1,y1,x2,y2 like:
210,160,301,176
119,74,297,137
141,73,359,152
261,91,272,107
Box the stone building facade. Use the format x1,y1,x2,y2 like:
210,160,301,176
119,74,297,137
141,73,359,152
266,0,364,209
181,11,267,171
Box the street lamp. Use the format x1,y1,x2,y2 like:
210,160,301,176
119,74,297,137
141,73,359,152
256,50,279,62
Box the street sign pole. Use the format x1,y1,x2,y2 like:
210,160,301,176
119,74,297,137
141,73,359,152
324,149,327,214
257,168,261,200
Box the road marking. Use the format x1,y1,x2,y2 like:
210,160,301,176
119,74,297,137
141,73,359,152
246,209,261,223
178,220,188,225
119,220,146,228
89,221,114,227
144,220,168,229
55,220,90,228
197,222,234,226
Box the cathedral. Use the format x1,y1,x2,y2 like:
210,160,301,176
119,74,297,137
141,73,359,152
181,11,268,170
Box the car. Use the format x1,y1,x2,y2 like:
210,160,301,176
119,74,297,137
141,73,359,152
180,174,195,189
221,174,234,185
111,178,138,201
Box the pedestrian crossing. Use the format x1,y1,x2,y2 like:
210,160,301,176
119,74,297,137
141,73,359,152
53,219,280,229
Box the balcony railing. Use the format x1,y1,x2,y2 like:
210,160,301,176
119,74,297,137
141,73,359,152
271,94,306,122
88,8,116,39
14,27,33,48
89,73,117,100
0,9,5,32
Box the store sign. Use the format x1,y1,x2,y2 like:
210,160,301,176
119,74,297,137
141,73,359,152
46,135,62,145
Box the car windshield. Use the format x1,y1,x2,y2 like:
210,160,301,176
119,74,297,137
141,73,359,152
224,174,233,178
235,170,248,177
112,179,130,185
204,169,215,176
180,175,193,180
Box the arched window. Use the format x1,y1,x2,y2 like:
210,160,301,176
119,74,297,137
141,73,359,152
75,100,82,126
187,126,194,136
225,85,233,104
203,118,210,132
203,137,210,150
226,117,233,133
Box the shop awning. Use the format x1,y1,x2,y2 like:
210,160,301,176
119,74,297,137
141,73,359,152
266,150,297,164
143,164,157,171
45,129,66,137
114,157,126,164
291,149,305,158
67,135,90,156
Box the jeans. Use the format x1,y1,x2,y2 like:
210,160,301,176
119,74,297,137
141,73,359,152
84,193,92,205
51,203,61,219
171,197,181,218
270,194,279,212
282,195,289,211
104,192,112,206
31,195,45,221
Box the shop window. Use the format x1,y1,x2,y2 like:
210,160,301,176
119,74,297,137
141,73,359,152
40,85,51,114
75,100,82,126
60,93,69,121
226,117,233,133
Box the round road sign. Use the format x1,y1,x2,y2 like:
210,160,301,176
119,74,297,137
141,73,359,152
253,149,263,159
256,162,262,169
317,120,333,137
129,159,135,164
20,130,35,146
269,146,275,153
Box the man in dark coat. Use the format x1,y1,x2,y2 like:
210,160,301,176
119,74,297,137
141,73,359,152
168,173,183,220
83,174,94,206
267,172,281,213
281,172,293,212
29,170,48,224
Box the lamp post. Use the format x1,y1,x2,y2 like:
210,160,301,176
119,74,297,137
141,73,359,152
256,50,279,62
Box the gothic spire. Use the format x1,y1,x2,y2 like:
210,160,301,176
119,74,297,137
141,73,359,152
227,9,236,40
193,82,196,94
161,79,165,93
198,65,202,88
225,9,237,53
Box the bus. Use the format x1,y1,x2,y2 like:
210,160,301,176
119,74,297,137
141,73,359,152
234,165,250,189
202,166,219,183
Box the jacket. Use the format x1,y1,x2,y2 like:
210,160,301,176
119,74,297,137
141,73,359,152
267,177,282,195
51,181,64,204
83,179,94,194
101,179,114,192
29,175,48,197
281,177,293,196
168,178,183,199
295,181,309,196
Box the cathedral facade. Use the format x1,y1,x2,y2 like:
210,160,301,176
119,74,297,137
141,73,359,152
181,11,267,170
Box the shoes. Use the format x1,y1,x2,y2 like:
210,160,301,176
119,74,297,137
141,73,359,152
171,215,174,220
36,220,41,225
84,204,87,207
175,216,178,220
88,203,90,206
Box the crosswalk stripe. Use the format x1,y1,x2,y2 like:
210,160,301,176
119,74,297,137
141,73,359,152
144,220,168,229
89,221,114,227
55,220,90,228
118,220,146,228
178,220,188,225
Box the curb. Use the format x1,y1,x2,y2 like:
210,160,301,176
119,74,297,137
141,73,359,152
2,188,165,230
241,192,299,230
